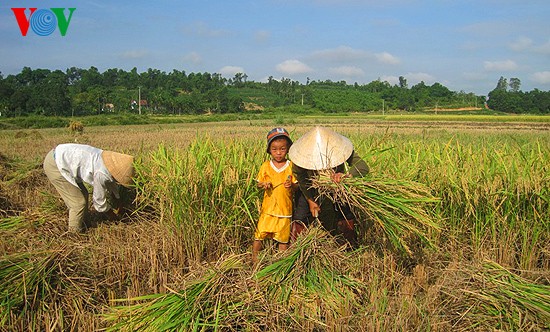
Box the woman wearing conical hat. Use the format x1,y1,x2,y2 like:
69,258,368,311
43,143,135,233
289,126,369,245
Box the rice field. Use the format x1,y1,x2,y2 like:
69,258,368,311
0,116,549,331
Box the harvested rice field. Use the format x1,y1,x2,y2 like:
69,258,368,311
1,116,549,331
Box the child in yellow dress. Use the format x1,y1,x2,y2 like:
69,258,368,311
252,128,297,264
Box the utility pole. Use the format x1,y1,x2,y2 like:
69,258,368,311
382,99,385,115
138,86,141,115
301,94,304,106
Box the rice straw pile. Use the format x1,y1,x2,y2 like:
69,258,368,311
0,250,64,326
105,228,365,331
310,171,440,255
441,260,550,330
255,226,364,327
466,261,550,327
105,254,251,331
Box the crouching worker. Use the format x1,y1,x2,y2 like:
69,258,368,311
252,128,298,264
289,126,369,247
43,143,135,233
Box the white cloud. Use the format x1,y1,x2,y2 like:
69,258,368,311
328,66,364,77
483,60,518,72
182,52,201,64
219,66,245,76
378,73,435,86
380,75,399,85
254,30,270,43
532,71,550,84
120,50,148,59
276,60,313,75
375,52,400,65
506,37,550,55
310,46,400,66
311,46,369,62
406,72,436,85
509,36,533,52
258,76,272,83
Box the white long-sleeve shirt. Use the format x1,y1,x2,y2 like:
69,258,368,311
54,144,119,212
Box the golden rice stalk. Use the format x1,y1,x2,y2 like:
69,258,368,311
310,171,440,255
453,261,550,330
105,254,253,331
256,226,365,328
0,250,64,326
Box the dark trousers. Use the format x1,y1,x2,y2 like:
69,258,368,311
292,190,354,234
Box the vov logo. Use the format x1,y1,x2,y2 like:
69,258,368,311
11,8,76,36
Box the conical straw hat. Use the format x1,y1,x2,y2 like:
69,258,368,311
289,126,353,170
102,151,135,187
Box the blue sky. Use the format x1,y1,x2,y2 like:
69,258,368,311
1,0,549,95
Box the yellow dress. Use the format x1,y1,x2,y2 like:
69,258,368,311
255,160,295,243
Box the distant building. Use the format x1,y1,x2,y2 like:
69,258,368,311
131,100,147,110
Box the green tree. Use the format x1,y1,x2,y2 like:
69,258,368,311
0,74,14,115
364,79,391,93
495,76,508,91
411,81,430,107
487,89,523,113
527,89,550,114
232,73,245,87
9,88,30,116
42,70,71,116
66,67,83,88
398,76,408,89
509,78,521,92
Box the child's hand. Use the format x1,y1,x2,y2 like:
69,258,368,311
283,175,292,188
257,181,272,190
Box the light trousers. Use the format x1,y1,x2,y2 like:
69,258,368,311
43,149,88,232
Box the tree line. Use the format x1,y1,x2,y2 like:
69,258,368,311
0,67,548,117
486,76,549,114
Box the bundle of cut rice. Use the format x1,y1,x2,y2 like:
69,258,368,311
310,171,440,255
255,226,364,328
